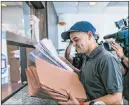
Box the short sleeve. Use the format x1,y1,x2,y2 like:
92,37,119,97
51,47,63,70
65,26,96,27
101,56,123,94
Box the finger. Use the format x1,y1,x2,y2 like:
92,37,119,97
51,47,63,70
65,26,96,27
111,43,116,47
59,56,66,58
58,101,68,105
112,44,118,50
112,42,121,48
112,44,120,51
66,91,75,100
59,57,66,61
111,44,116,48
111,45,118,51
112,48,118,53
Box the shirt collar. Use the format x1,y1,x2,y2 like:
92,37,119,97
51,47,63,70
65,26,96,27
87,45,103,59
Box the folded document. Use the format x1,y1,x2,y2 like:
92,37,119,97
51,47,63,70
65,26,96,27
28,38,73,71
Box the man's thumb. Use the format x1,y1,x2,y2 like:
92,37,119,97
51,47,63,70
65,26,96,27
67,91,75,100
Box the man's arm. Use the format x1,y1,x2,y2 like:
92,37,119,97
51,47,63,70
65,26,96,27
85,92,122,104
96,55,123,105
59,56,80,74
121,55,129,68
111,42,129,68
65,41,73,64
58,92,122,105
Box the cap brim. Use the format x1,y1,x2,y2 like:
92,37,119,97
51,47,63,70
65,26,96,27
61,30,78,40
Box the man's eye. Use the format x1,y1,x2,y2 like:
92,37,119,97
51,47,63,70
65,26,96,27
75,39,79,42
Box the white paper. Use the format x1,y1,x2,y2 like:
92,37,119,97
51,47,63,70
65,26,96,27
29,38,73,72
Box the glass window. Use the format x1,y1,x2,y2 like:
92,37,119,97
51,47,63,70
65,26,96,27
1,1,32,101
1,1,47,102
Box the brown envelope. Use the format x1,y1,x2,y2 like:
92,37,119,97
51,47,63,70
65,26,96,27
26,66,55,99
35,58,87,101
26,66,70,101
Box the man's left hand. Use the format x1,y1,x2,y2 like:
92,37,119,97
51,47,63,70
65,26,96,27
58,92,80,105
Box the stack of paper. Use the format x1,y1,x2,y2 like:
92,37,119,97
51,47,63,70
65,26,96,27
28,38,73,72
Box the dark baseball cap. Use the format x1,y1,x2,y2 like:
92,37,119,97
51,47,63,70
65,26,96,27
61,21,96,40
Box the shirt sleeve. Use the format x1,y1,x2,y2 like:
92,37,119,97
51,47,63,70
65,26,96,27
100,56,123,94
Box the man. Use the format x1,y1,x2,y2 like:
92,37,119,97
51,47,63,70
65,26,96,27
59,21,123,105
111,42,129,101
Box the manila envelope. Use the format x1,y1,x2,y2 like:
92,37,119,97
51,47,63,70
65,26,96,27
35,58,87,101
26,66,70,101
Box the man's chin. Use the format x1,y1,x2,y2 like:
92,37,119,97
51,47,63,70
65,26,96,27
77,50,82,53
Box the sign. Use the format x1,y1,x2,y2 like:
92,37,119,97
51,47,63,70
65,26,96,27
2,31,8,85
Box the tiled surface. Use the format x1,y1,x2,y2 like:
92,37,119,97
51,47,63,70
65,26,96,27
123,99,129,105
3,85,128,105
2,83,23,100
2,85,58,105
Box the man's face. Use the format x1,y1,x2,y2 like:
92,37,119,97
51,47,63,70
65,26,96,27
70,32,90,54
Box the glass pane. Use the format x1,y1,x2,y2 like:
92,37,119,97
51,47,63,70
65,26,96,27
1,1,31,100
1,44,23,100
1,1,47,101
2,1,25,37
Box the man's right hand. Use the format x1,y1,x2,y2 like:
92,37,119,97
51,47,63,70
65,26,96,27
111,42,124,58
111,42,129,68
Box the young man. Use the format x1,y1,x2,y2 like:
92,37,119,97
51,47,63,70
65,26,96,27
59,21,123,105
111,42,129,101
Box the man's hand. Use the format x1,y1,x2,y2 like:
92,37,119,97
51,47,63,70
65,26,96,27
111,42,129,69
111,42,124,58
58,92,80,105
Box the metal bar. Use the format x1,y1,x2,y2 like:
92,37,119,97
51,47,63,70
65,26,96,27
20,47,27,82
7,40,35,48
6,31,37,47
1,83,27,103
45,1,48,38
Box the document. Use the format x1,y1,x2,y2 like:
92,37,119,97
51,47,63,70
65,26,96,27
28,38,73,71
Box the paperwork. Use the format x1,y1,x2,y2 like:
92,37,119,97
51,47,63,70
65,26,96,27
28,38,73,72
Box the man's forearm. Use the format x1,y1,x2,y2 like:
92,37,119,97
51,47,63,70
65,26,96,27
63,57,80,73
84,93,122,105
65,43,72,60
123,56,129,68
68,62,80,73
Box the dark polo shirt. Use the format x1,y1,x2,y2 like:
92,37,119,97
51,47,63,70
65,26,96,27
79,45,123,101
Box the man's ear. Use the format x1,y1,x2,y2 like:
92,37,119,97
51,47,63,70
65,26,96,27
87,31,93,40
